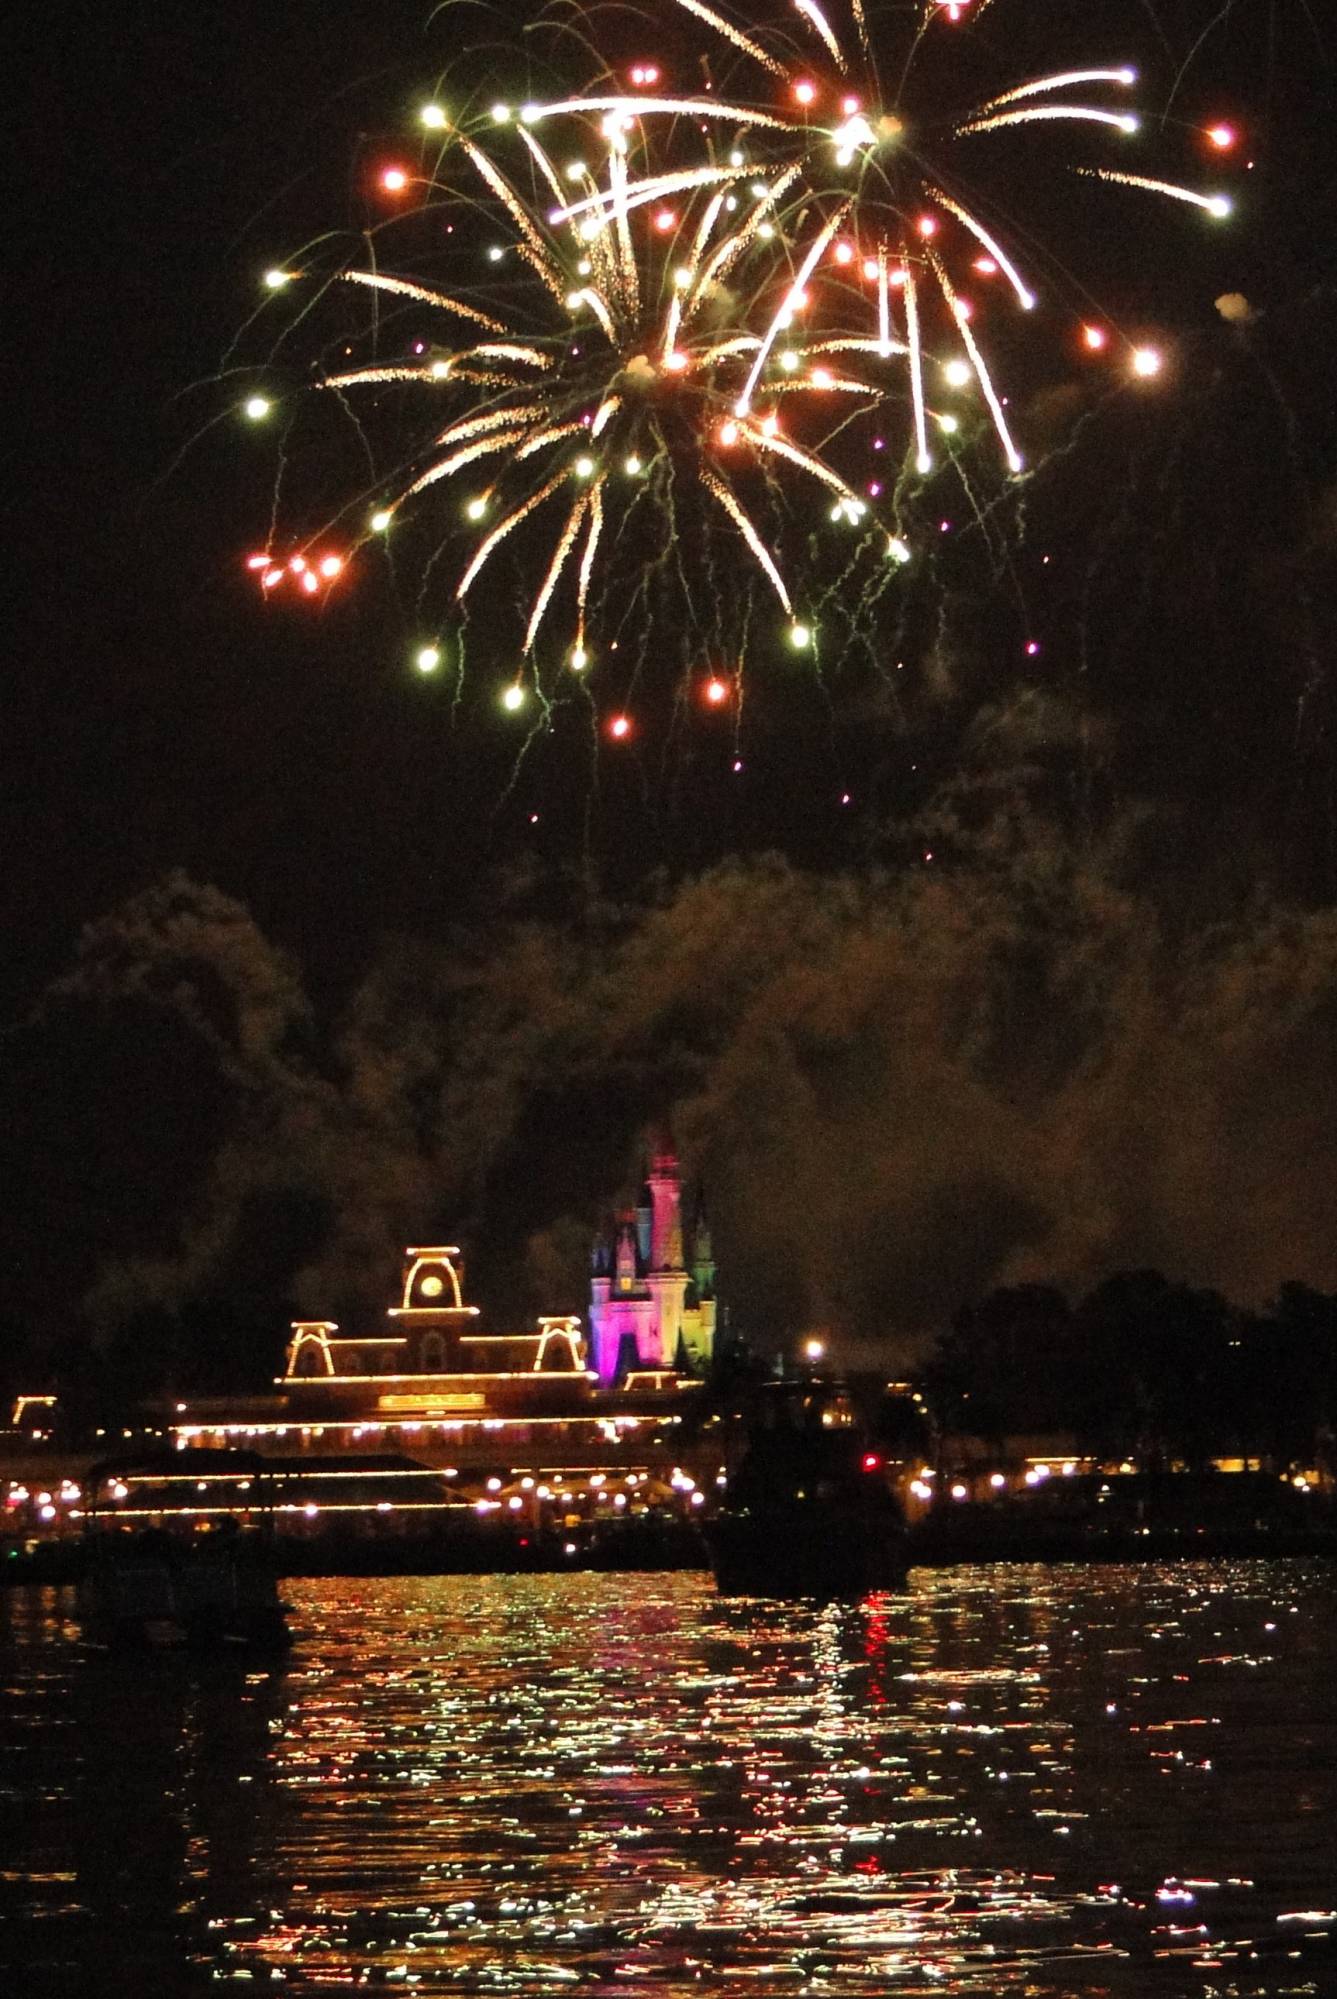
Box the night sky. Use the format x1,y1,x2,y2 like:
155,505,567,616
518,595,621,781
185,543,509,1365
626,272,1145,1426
6,1,1337,1393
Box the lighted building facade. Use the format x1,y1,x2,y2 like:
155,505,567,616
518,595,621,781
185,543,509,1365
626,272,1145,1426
588,1144,717,1382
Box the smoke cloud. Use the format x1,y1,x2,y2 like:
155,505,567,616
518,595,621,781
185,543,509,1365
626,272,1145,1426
12,819,1337,1391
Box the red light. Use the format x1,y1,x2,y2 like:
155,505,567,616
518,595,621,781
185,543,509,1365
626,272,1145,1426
794,80,817,107
1082,324,1108,352
380,166,409,193
917,214,938,238
862,1453,881,1471
704,676,730,705
1207,123,1236,150
654,209,676,232
608,713,632,740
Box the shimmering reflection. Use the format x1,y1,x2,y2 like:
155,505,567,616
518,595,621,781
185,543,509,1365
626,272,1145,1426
2,1566,1336,1994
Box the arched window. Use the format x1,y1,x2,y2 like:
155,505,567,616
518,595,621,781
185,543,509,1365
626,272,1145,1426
419,1330,448,1374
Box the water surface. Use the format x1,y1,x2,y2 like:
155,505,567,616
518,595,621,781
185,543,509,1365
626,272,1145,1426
3,1564,1335,1994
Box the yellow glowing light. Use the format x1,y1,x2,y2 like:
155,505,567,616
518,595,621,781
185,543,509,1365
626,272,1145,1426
943,358,972,387
415,645,441,673
263,269,291,290
430,359,451,379
318,554,343,578
491,103,511,123
370,508,393,532
789,622,812,649
570,645,589,670
1131,344,1163,377
624,454,642,475
718,420,739,445
502,683,526,711
574,455,596,477
420,104,447,129
938,413,959,433
779,351,800,373
244,395,271,421
465,496,487,520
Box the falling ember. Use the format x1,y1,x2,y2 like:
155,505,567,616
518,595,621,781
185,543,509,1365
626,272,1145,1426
704,676,730,704
502,683,526,711
607,712,632,738
1131,344,1163,377
244,395,271,421
1207,123,1237,150
1083,324,1108,351
381,166,409,193
415,645,441,673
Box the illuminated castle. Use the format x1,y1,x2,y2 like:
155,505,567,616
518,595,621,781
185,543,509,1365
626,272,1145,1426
588,1143,717,1383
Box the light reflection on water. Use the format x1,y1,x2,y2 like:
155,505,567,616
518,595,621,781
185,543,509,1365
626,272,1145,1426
3,1564,1336,1995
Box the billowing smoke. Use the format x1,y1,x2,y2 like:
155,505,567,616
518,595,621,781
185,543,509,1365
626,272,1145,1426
13,819,1337,1394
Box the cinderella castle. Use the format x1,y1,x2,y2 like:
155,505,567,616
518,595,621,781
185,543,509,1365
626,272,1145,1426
587,1140,718,1383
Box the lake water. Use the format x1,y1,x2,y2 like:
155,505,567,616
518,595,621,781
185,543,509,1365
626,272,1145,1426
3,1564,1335,1995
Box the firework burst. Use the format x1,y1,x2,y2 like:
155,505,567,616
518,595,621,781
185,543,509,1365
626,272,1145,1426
246,105,904,698
240,0,1238,708
519,0,1238,475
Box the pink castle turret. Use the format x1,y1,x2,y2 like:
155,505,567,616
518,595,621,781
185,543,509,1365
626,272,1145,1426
587,1139,717,1383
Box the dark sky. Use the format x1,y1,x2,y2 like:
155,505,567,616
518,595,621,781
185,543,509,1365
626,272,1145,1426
8,0,1335,1013
5,3,1337,1378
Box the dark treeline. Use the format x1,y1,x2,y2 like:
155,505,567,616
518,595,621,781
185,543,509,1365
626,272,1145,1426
925,1274,1337,1473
